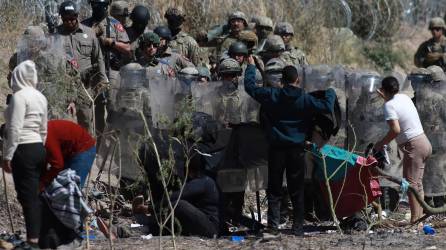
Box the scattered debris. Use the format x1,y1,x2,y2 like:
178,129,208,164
141,234,153,240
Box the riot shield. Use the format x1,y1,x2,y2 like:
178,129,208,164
302,65,347,147
116,63,150,116
15,27,47,64
147,70,189,129
410,74,446,197
29,34,73,119
238,81,261,123
347,71,402,187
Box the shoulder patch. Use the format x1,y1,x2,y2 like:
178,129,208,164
114,23,125,33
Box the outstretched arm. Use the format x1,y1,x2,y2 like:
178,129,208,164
244,56,275,105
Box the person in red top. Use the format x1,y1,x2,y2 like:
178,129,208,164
41,120,96,188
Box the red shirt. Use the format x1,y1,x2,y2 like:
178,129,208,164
41,120,96,187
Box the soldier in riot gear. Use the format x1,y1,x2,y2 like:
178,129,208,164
82,0,131,134
259,34,294,66
126,4,151,44
153,26,194,73
414,17,446,70
227,41,248,64
215,11,248,57
56,0,108,132
254,16,274,52
164,7,205,66
137,32,160,67
274,22,307,66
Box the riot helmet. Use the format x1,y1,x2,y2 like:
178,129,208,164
130,5,150,31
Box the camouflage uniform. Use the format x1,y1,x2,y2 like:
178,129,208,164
414,17,446,70
274,22,308,66
56,23,108,132
216,11,248,59
170,31,206,66
158,47,195,73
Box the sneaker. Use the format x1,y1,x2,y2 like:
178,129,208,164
262,228,281,241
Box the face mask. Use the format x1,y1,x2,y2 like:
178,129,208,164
92,4,108,21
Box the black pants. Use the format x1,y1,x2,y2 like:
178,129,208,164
136,200,218,238
39,198,79,249
11,143,46,239
267,146,305,230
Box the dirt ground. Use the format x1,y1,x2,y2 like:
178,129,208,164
87,228,446,250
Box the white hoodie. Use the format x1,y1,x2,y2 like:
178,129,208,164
4,60,48,160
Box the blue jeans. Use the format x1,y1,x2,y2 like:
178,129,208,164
66,146,96,188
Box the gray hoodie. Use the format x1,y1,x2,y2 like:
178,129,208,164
4,60,48,160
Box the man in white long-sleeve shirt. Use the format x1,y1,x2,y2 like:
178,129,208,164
2,60,47,247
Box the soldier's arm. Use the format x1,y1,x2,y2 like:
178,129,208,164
187,37,202,66
92,36,108,84
414,42,428,67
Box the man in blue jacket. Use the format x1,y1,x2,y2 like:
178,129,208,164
244,56,336,238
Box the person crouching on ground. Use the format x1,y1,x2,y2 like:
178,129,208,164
374,76,432,223
243,56,336,238
40,119,96,189
2,60,48,247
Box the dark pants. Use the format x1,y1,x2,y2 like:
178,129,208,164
135,200,218,238
39,198,78,249
11,143,46,239
267,146,305,230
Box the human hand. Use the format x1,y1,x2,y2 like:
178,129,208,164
246,55,255,65
92,24,104,37
2,160,12,173
67,102,76,117
373,141,384,152
99,37,114,47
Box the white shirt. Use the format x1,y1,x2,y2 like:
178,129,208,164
4,60,47,160
383,93,424,145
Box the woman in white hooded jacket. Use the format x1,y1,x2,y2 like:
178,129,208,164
2,60,47,246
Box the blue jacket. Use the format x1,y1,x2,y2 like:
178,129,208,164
244,64,336,147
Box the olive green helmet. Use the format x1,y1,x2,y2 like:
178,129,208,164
429,17,446,30
227,11,248,26
262,35,285,53
218,58,242,75
255,16,273,29
228,41,248,56
139,32,160,48
274,22,294,36
110,1,129,17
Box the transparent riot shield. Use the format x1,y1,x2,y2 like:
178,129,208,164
302,65,347,148
191,81,224,118
116,63,149,115
238,80,261,123
28,34,74,120
16,27,47,64
347,71,402,187
147,70,189,129
410,73,446,197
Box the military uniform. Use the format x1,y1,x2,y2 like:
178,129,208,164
56,23,108,132
414,36,446,70
126,26,151,61
282,46,308,66
157,47,194,73
170,31,206,66
82,16,130,131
